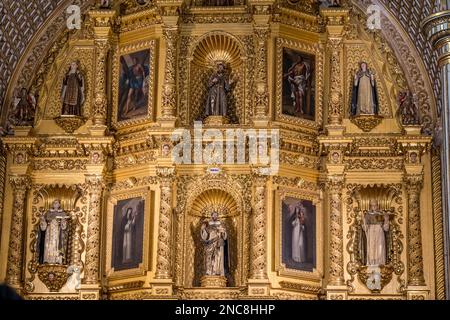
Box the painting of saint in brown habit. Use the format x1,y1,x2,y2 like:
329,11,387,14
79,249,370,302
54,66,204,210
282,197,316,272
112,197,145,271
282,48,315,120
118,49,151,122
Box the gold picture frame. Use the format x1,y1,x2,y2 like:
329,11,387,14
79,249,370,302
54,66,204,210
274,187,323,282
105,187,153,280
275,37,324,129
112,40,156,129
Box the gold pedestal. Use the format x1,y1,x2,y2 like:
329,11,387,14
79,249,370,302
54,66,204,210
204,116,229,126
350,115,383,132
54,115,87,133
37,264,69,292
200,275,227,288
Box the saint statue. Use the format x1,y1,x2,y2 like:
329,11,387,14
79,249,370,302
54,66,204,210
291,202,307,263
284,56,312,115
61,61,85,116
200,211,228,277
38,199,70,265
11,87,36,126
204,62,234,117
350,62,379,116
397,91,420,125
360,200,390,266
122,207,137,263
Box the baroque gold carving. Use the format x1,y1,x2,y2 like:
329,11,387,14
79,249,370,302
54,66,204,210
250,172,268,280
327,175,345,286
37,264,70,292
404,174,426,286
83,175,104,285
54,116,87,134
345,184,405,294
155,167,175,279
5,175,31,287
350,115,383,132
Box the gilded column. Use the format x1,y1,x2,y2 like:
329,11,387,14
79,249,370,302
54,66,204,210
157,1,182,127
0,147,6,250
83,175,104,286
153,166,175,296
327,38,343,125
89,10,115,128
320,7,349,132
327,174,345,286
5,175,31,288
161,27,178,120
247,169,270,296
249,1,273,127
404,174,426,287
422,7,450,298
251,173,268,279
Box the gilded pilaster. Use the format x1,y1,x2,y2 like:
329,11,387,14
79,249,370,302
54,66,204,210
157,1,182,127
5,175,31,289
422,8,450,298
404,174,426,287
320,7,349,131
326,174,345,286
249,0,273,127
89,10,115,127
153,166,175,296
82,175,104,289
248,169,270,296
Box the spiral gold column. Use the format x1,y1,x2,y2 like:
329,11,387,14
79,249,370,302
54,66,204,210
422,8,450,299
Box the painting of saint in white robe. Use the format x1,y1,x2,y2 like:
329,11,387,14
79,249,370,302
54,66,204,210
112,197,144,271
282,197,316,272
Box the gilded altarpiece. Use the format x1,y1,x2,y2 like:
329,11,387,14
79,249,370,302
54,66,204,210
0,0,444,301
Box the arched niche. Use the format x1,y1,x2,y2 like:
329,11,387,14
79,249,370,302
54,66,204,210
188,32,246,124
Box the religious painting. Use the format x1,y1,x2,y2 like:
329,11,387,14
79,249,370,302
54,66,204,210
111,197,145,271
281,197,316,272
281,48,315,121
117,49,151,122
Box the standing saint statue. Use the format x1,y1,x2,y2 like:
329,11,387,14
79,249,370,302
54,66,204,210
200,211,228,277
291,202,307,263
204,62,234,117
360,200,390,266
61,61,85,116
38,199,70,265
351,62,379,116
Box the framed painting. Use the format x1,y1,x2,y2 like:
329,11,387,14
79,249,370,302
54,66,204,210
275,38,324,128
106,188,152,279
275,187,323,281
112,40,156,129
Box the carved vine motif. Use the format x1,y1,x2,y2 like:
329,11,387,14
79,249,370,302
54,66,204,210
346,184,405,294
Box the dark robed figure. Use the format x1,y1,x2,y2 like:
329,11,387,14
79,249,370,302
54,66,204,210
204,62,233,117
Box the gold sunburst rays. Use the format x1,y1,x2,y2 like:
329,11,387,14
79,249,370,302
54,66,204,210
192,34,242,69
190,189,239,218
